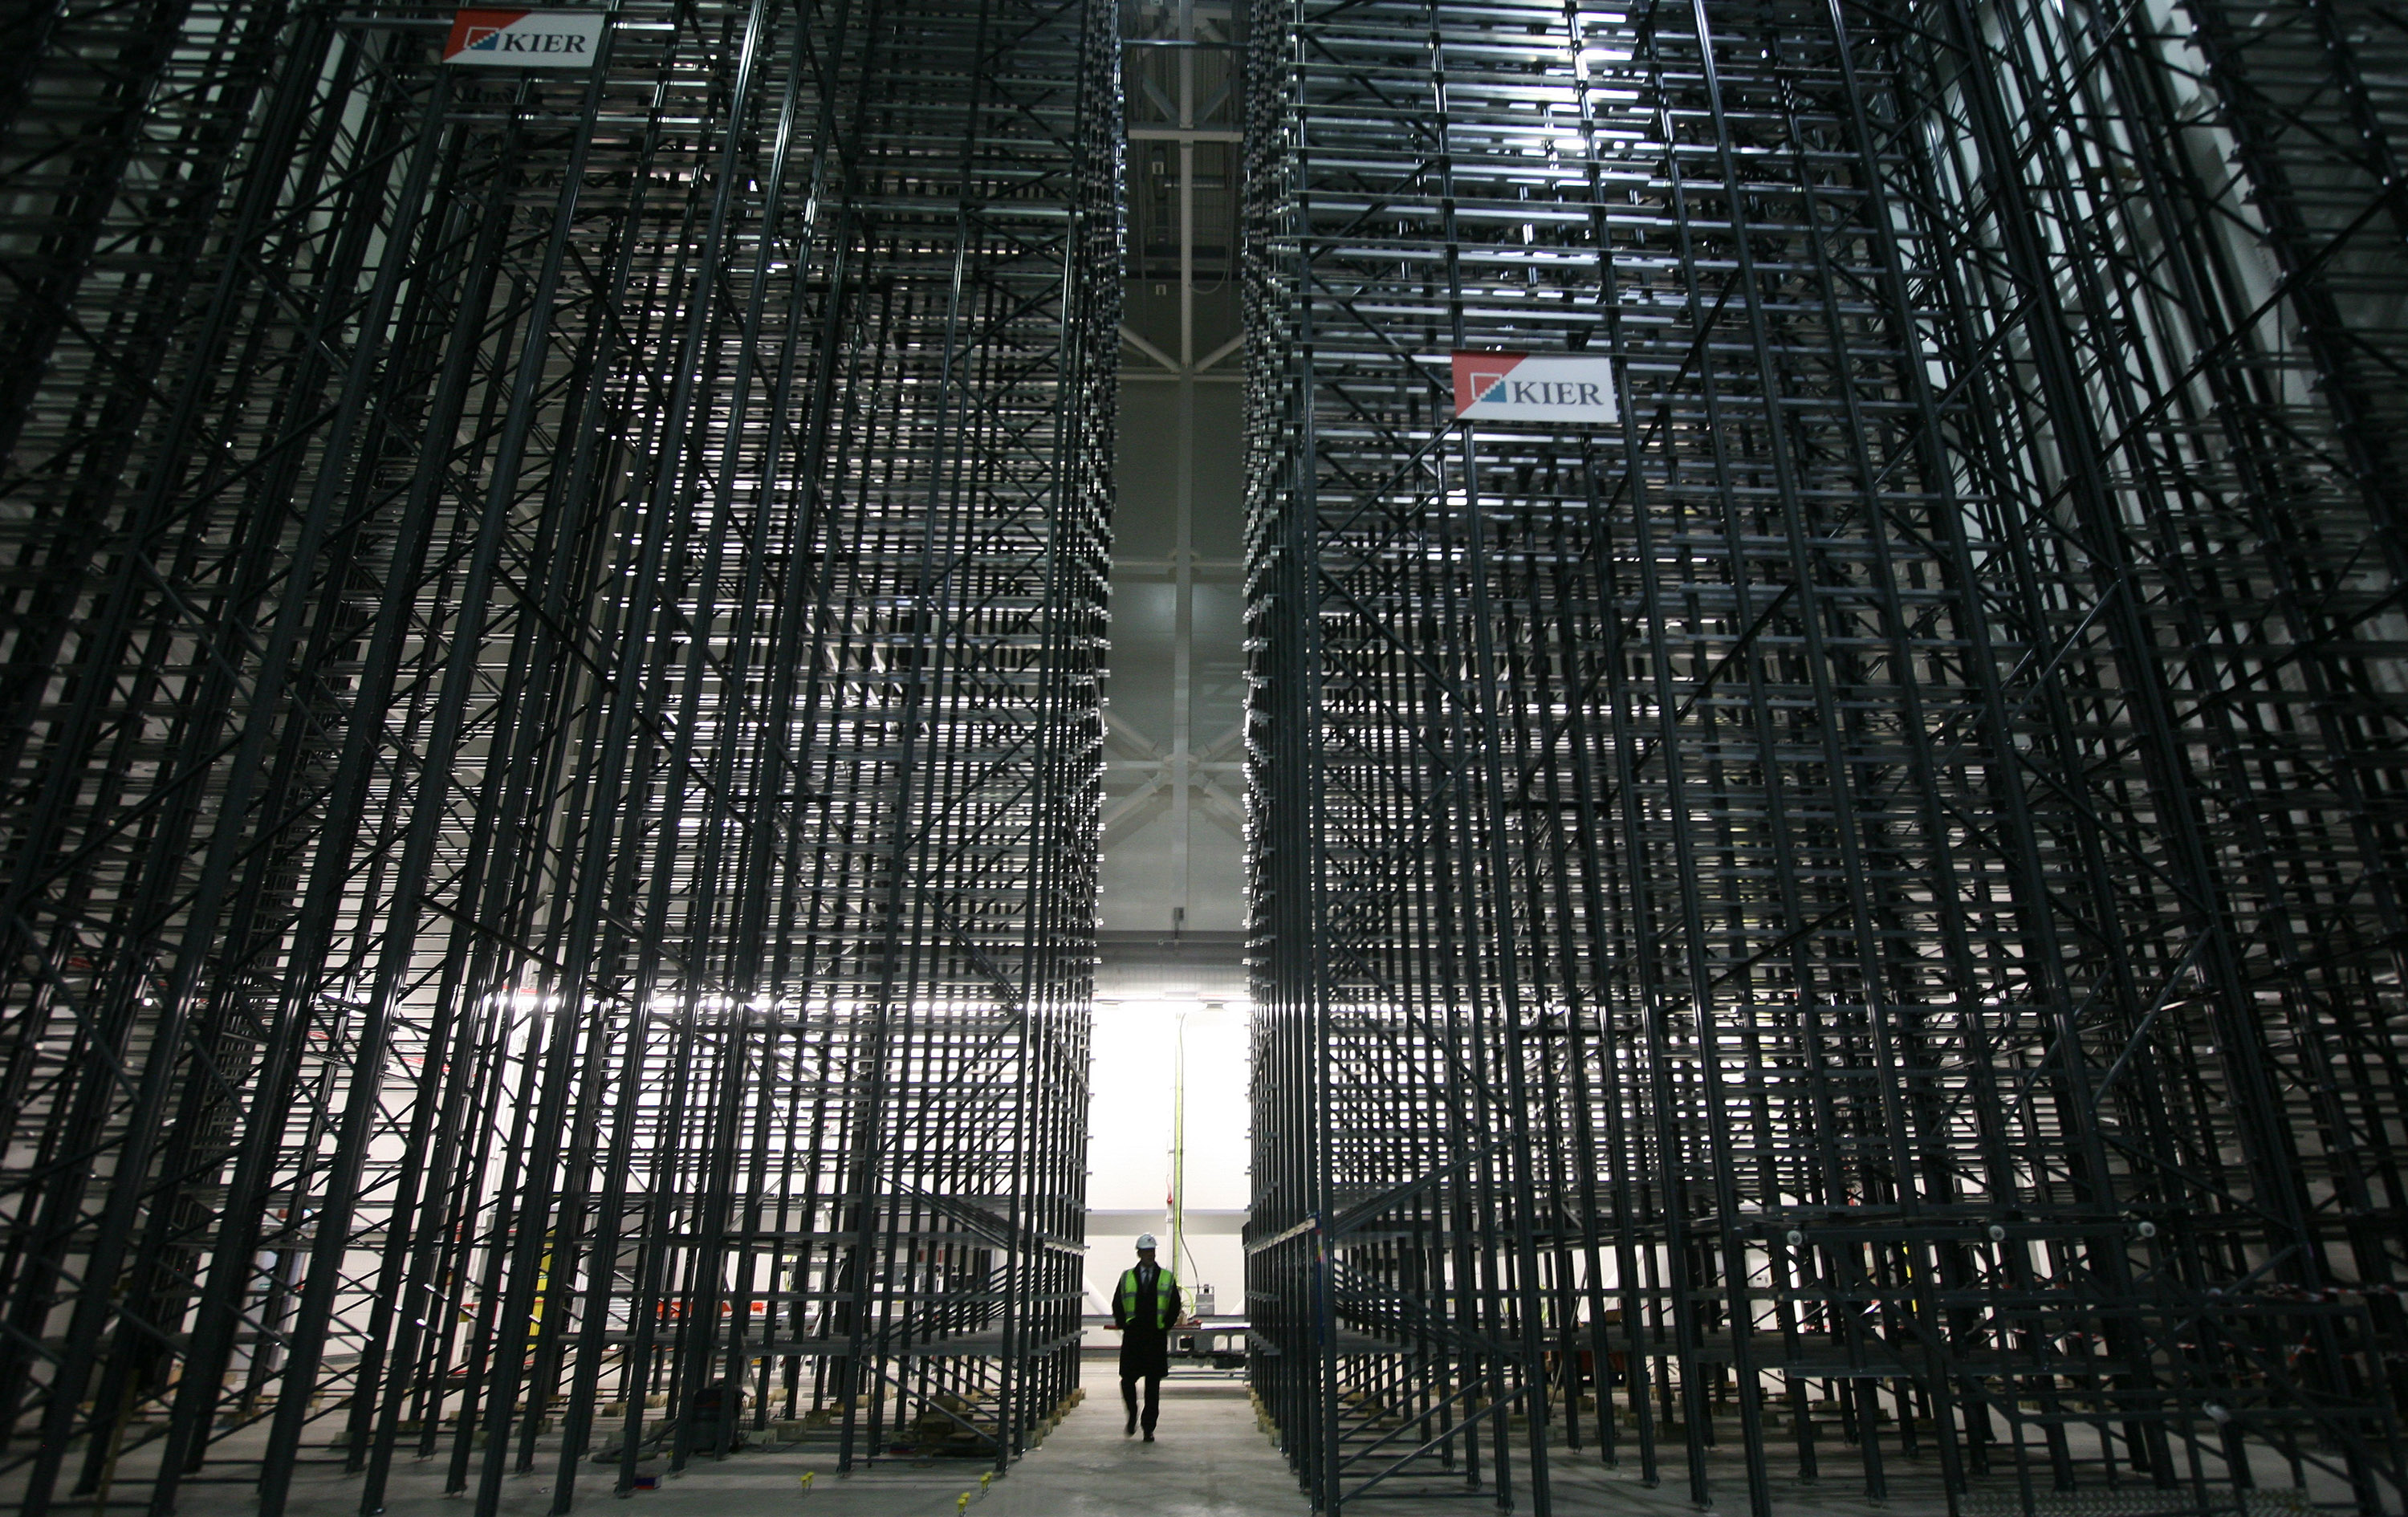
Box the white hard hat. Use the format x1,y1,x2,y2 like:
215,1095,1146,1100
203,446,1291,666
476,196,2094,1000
1135,1233,1158,1251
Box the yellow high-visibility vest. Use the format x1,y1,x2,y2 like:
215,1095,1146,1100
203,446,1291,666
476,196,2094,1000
1115,1267,1178,1329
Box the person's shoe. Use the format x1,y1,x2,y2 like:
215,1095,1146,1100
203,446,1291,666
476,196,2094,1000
1143,1430,1155,1442
1125,1413,1137,1436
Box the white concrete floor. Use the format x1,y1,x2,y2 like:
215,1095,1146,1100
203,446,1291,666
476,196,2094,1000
927,1378,1312,1517
742,1378,1314,1517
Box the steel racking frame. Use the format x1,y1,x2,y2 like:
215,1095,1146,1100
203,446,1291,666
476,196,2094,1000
0,0,1119,1511
1240,0,2408,1512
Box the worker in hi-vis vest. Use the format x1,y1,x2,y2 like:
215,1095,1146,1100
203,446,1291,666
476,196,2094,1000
1110,1234,1183,1439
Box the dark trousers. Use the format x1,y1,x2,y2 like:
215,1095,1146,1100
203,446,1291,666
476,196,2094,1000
1120,1370,1162,1432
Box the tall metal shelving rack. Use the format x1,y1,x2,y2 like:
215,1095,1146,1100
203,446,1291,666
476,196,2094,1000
0,0,1121,1511
1240,0,2408,1512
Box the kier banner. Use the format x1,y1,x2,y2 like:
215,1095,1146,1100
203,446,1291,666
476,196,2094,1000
1448,351,1619,425
443,9,606,67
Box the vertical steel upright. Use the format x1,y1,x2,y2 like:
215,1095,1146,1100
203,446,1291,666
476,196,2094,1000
0,0,1118,1511
1240,0,2408,1513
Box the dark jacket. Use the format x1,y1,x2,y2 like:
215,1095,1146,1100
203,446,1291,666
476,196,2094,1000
1112,1262,1181,1378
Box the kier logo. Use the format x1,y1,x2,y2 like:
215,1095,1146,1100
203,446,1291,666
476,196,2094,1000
1447,351,1619,426
1466,365,1515,405
443,9,607,67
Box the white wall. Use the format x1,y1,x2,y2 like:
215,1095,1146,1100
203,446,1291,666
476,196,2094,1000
1084,996,1249,1325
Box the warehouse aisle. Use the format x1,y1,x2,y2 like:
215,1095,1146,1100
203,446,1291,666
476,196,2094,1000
750,1379,1309,1517
976,1380,1308,1517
